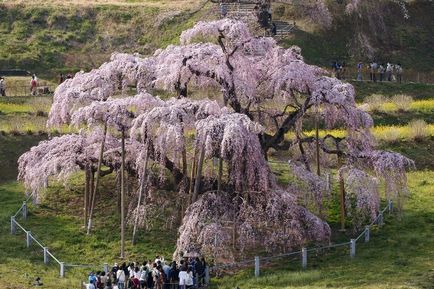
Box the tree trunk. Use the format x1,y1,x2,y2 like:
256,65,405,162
87,121,108,235
188,147,198,204
132,149,149,245
217,157,223,191
192,143,205,204
120,129,126,258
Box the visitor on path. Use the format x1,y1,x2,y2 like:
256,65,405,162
370,61,378,82
378,64,385,82
59,73,65,84
30,74,38,96
396,63,403,84
169,261,179,289
271,22,276,36
116,264,126,289
357,62,363,81
220,3,227,18
0,77,5,96
178,266,188,289
386,63,393,81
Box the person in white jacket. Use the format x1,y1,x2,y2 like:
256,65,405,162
178,266,188,289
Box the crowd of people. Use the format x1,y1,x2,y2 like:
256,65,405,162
331,60,404,83
357,61,403,83
84,256,209,289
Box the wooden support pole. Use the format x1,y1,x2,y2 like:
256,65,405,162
217,157,223,192
132,149,149,245
120,129,126,259
192,144,205,204
87,121,108,235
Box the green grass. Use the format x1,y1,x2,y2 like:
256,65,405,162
0,2,215,80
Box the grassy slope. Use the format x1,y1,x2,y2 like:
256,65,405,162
1,1,433,80
0,0,212,79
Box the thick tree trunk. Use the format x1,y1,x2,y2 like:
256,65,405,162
192,144,206,204
87,121,108,235
132,149,149,245
120,129,126,258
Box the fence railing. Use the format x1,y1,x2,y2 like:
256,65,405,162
9,198,114,278
215,199,393,277
1,84,57,97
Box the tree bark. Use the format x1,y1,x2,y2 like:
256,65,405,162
120,129,126,258
188,147,198,205
87,121,108,235
217,157,223,191
192,143,205,204
132,148,149,245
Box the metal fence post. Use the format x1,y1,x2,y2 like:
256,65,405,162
364,226,370,243
254,256,260,277
26,231,32,248
388,200,393,214
44,247,49,264
11,216,16,235
60,262,65,277
22,201,27,220
350,239,356,258
302,247,307,269
104,263,108,273
378,213,384,227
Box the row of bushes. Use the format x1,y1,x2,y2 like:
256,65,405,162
363,94,415,112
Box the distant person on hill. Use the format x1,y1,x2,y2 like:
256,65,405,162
0,77,5,96
30,74,38,96
356,62,363,81
59,73,65,84
271,22,277,36
396,63,403,84
220,3,227,18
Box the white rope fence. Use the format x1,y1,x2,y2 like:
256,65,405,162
213,199,393,277
9,199,108,278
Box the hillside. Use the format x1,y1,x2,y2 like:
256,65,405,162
1,0,433,80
